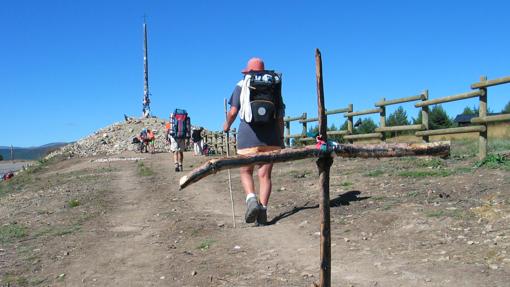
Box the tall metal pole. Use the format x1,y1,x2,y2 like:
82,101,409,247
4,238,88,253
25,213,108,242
315,48,332,287
10,145,14,161
142,20,151,118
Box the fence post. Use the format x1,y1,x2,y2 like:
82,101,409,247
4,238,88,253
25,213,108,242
421,90,430,143
347,104,353,143
221,131,226,155
285,119,291,147
214,133,218,155
479,76,488,160
231,128,237,153
379,98,386,142
301,112,308,138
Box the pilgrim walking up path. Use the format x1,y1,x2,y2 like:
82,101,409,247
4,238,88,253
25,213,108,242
1,150,509,286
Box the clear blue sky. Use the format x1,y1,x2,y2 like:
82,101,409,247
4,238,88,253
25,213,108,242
2,0,509,147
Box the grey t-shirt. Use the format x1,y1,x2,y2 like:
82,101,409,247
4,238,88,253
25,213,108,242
229,81,285,149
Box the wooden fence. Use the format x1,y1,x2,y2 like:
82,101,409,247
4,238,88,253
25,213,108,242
202,129,237,156
284,75,510,160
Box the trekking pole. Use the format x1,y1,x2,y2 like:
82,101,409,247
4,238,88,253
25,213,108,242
224,98,236,228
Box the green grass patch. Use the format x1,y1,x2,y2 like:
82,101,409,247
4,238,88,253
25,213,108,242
475,153,510,170
1,274,28,286
0,223,27,243
137,161,154,176
68,199,81,208
340,181,353,187
425,209,473,220
288,169,313,178
365,169,384,177
398,169,453,178
407,191,419,197
197,239,215,251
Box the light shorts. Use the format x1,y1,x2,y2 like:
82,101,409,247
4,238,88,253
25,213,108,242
170,137,186,152
236,145,281,156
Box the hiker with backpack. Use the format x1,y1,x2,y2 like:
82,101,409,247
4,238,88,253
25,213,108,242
223,57,285,226
166,109,191,172
191,127,204,156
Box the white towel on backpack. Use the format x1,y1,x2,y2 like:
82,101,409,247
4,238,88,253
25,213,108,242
239,75,252,123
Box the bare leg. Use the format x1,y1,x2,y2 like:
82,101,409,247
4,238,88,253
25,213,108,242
257,163,273,206
240,165,255,196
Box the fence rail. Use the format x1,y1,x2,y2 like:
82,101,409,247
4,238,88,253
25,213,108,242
284,74,510,160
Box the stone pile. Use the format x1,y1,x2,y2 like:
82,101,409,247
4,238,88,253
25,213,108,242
46,117,173,159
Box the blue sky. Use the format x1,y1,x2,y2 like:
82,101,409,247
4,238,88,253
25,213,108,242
2,0,509,147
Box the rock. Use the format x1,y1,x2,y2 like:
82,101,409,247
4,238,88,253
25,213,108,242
191,270,197,276
160,276,165,280
489,264,498,270
467,241,474,245
234,245,241,250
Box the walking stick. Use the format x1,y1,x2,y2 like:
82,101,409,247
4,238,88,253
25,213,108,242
224,98,237,228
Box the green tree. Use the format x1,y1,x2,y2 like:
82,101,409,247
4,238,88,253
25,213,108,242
503,101,510,113
387,106,410,126
0,154,3,161
413,105,453,129
461,105,478,115
386,106,410,137
429,105,453,129
355,118,377,134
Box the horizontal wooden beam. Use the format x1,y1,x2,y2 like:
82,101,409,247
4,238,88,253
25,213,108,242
284,115,307,122
326,107,351,114
327,130,349,136
344,108,382,117
375,94,425,107
298,107,351,123
298,137,315,142
415,125,486,136
343,133,383,140
375,124,424,132
415,90,484,107
179,141,451,189
471,76,510,89
471,114,510,124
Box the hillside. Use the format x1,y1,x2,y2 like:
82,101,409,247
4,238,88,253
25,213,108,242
46,117,172,159
0,143,67,161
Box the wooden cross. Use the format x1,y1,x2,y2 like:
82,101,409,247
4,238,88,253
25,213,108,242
179,49,450,287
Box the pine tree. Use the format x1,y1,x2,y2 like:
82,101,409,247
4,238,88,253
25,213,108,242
429,105,453,129
503,101,510,114
413,105,453,129
387,106,410,126
355,118,377,134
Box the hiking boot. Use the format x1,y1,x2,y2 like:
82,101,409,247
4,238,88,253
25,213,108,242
256,208,267,226
245,197,260,224
175,165,180,172
178,165,183,172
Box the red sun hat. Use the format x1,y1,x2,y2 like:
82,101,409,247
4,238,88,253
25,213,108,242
242,57,265,74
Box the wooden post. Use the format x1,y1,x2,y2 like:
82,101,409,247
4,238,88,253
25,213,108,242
220,131,224,155
347,104,353,143
379,98,386,141
285,120,291,147
479,76,488,160
315,48,332,287
232,128,237,153
301,112,308,138
214,133,218,155
421,90,430,143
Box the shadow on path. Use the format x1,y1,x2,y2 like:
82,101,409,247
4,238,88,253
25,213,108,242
267,190,369,225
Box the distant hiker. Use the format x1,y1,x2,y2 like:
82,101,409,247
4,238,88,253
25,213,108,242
138,128,155,153
191,127,204,156
223,57,285,226
166,109,191,172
